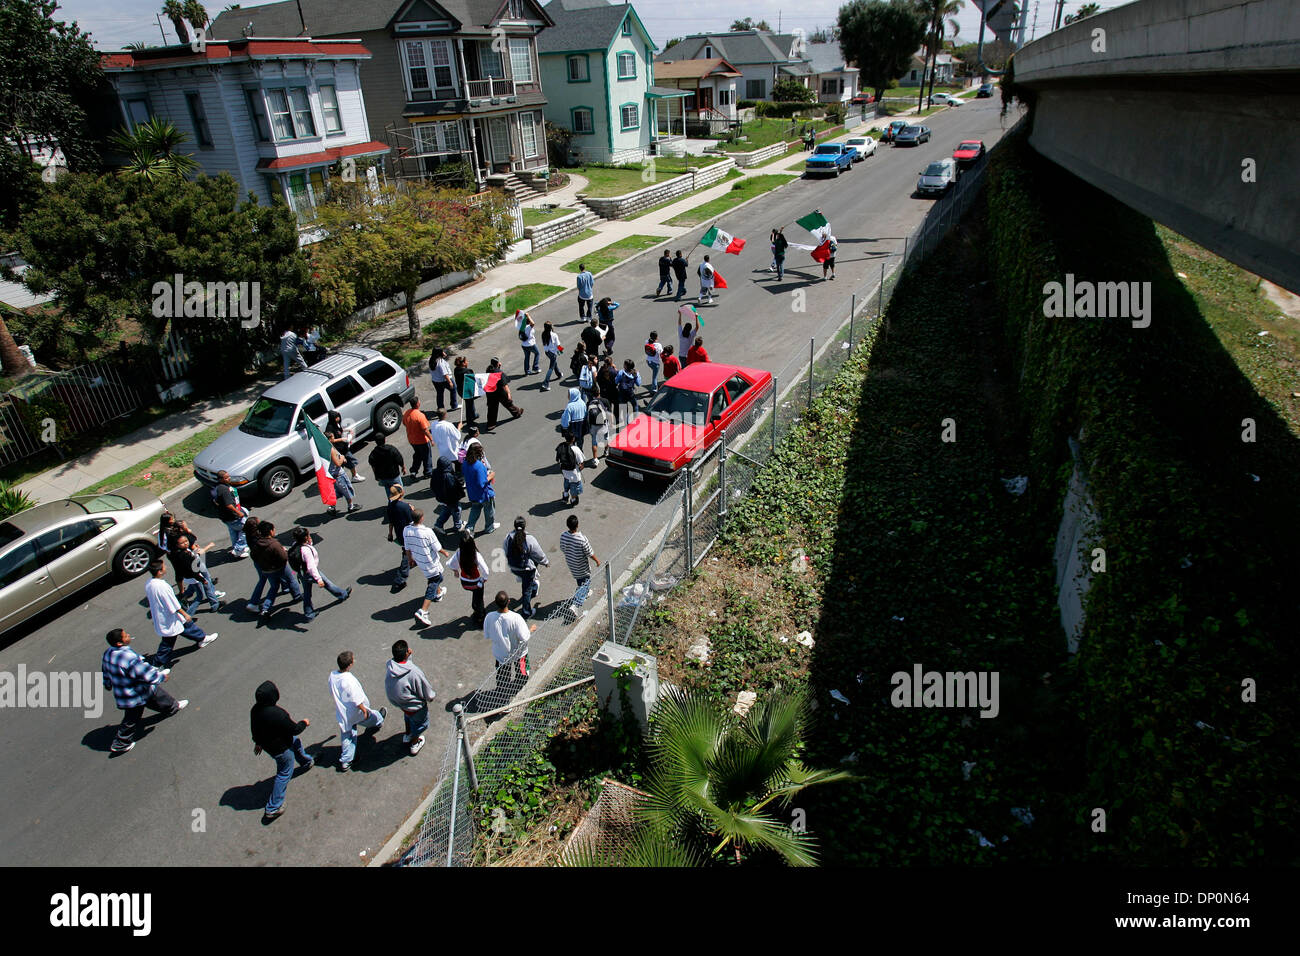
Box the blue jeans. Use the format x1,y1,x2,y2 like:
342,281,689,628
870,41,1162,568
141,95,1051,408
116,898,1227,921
775,256,785,280
513,567,539,616
432,379,459,410
435,501,462,530
394,541,411,583
541,351,560,388
410,443,433,477
466,496,496,532
302,571,348,616
563,476,583,500
646,361,660,392
152,618,208,667
182,574,220,615
656,275,672,295
339,709,384,767
266,737,312,814
423,572,445,602
260,566,302,614
578,297,593,320
225,518,247,552
403,703,430,741
521,344,539,374
674,278,685,299
572,575,591,607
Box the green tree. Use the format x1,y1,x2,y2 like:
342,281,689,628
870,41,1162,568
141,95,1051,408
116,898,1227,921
11,171,312,359
808,25,841,43
771,76,815,103
1064,2,1101,24
162,0,209,43
663,37,682,52
838,0,927,108
109,117,199,181
0,0,109,218
916,0,964,111
730,17,772,31
954,37,1012,73
310,178,516,339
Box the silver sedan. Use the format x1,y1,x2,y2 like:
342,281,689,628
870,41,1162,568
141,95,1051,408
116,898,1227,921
0,486,165,635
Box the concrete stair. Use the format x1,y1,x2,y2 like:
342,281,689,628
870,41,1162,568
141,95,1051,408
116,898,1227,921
503,172,545,203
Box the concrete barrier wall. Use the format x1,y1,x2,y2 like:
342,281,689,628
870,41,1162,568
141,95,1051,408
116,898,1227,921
524,209,591,250
578,160,735,220
725,141,794,168
345,268,475,326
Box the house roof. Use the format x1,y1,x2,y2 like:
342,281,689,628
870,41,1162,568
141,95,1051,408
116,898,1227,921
210,0,550,41
652,57,742,80
256,139,390,171
536,0,638,54
663,31,801,66
101,38,372,70
804,41,856,74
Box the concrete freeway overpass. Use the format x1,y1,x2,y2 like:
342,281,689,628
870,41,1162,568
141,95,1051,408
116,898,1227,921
1010,0,1300,293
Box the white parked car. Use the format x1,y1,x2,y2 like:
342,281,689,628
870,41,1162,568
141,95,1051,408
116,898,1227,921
844,135,876,160
929,92,964,107
916,158,959,196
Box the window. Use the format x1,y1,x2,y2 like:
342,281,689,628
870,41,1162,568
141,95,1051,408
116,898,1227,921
566,55,588,82
125,97,151,129
725,374,752,402
572,108,593,134
414,120,463,155
266,89,295,141
703,45,713,58
620,103,638,130
34,520,104,563
709,388,729,420
326,376,364,407
405,40,431,99
745,79,766,99
0,541,42,588
288,87,317,137
684,93,696,111
822,78,838,95
508,38,533,83
440,120,462,152
185,92,212,146
616,51,635,80
622,18,631,35
358,361,396,388
718,88,733,106
479,42,504,79
245,90,271,141
518,111,539,158
319,84,343,133
300,395,328,423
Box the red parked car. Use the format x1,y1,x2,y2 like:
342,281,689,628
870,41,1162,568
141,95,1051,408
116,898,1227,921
953,140,986,165
606,363,772,481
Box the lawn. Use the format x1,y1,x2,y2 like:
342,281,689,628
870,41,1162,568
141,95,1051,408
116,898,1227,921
81,412,245,499
664,175,796,227
559,235,665,274
522,205,575,227
377,283,565,368
565,158,725,198
625,169,744,222
713,117,837,152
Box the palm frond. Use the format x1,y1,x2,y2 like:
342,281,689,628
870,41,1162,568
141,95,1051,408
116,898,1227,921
756,763,858,811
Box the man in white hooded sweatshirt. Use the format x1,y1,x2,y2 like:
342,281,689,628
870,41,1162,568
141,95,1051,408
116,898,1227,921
328,650,386,771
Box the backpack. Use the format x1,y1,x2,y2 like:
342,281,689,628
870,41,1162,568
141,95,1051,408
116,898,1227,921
644,341,658,357
556,441,579,471
587,400,605,428
518,325,529,342
616,371,636,400
287,543,307,575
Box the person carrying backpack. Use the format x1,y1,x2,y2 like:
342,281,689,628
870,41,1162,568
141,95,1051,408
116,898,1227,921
578,354,597,402
516,309,539,375
644,332,663,394
556,431,585,507
596,298,618,357
429,454,465,533
504,516,549,619
586,394,610,465
615,359,642,422
596,358,620,426
289,527,351,622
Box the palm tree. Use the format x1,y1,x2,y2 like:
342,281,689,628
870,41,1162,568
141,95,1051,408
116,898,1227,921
0,313,31,379
916,0,965,112
1064,2,1101,24
110,118,199,181
162,0,190,43
635,688,853,866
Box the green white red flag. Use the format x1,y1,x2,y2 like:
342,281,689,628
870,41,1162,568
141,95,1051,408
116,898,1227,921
700,226,746,255
303,418,338,507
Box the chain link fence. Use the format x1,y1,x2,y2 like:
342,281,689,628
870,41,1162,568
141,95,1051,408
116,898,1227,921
396,118,1022,867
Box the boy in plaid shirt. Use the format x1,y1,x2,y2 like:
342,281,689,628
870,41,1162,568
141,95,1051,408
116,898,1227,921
101,628,188,755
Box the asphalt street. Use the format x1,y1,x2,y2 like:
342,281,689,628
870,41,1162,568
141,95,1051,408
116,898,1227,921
0,100,1013,866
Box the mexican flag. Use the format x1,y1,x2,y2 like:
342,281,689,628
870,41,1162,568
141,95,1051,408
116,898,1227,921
303,418,338,507
795,210,832,244
712,271,728,290
810,240,833,263
700,226,745,255
463,372,503,400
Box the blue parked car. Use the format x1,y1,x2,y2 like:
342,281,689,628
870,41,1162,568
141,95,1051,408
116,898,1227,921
805,142,855,177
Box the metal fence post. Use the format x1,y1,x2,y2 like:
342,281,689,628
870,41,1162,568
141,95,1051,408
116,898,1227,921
878,261,885,318
718,428,728,531
446,708,465,867
457,704,478,793
685,464,695,569
605,561,616,642
807,337,814,408
770,378,778,454
849,294,856,349
903,235,908,266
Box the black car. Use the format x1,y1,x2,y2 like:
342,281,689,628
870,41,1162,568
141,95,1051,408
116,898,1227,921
893,125,931,147
976,83,994,98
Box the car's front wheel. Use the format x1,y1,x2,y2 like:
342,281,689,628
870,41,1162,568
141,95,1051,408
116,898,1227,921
113,542,156,579
374,400,403,436
259,462,296,501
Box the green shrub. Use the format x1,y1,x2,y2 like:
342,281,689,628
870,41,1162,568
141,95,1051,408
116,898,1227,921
0,480,34,519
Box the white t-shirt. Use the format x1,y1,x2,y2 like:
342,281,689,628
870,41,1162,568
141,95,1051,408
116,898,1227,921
645,340,662,365
518,314,536,347
430,357,452,383
483,609,531,664
402,524,444,577
329,670,370,731
145,576,185,637
542,330,561,356
431,419,461,462
698,261,714,287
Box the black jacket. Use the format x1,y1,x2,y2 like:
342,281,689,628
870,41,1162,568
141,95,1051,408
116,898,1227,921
671,255,688,280
658,254,671,278
580,325,603,355
368,443,404,480
431,455,464,505
250,681,307,755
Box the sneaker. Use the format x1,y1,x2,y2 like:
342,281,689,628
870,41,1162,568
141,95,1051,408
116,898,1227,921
347,503,360,513
337,762,351,773
409,736,426,756
111,741,136,756
340,586,352,601
160,669,172,678
300,759,315,771
264,806,285,820
197,633,218,649
176,699,190,712
213,590,227,600
561,495,571,506
540,385,550,392
246,602,260,613
303,611,316,622
414,609,432,626
232,549,250,559
488,522,501,533
455,521,468,532
434,586,447,602
326,506,338,514
353,474,367,482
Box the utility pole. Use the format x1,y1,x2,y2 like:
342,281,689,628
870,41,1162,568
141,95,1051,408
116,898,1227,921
1029,0,1040,41
155,13,168,44
1052,0,1066,30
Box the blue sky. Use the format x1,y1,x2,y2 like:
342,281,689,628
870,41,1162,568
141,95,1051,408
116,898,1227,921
57,0,1128,52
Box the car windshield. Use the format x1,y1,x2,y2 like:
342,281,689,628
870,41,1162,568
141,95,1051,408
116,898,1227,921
646,387,709,424
814,145,839,155
0,523,22,548
240,397,297,437
70,493,130,513
924,163,948,176
902,127,919,135
960,142,980,150
847,139,866,146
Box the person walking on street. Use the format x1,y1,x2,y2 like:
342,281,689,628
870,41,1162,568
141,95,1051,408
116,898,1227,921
656,249,673,296
671,250,688,300
568,341,587,384
580,316,604,360
560,386,588,446
280,327,306,380
644,331,663,394
402,396,434,479
578,353,598,402
662,344,681,381
687,336,711,365
158,511,194,556
384,641,436,757
403,508,452,626
596,297,618,357
429,455,465,534
559,514,601,621
697,255,715,304
540,321,562,392
289,526,352,622
212,471,251,559
448,530,491,625
326,445,359,515
822,235,838,280
483,591,536,690
368,432,406,500
677,306,696,366
454,356,478,427
325,410,364,484
773,227,788,280
145,560,217,667
250,681,314,819
172,534,225,615
596,357,620,426
328,651,386,772
504,516,549,619
387,485,417,589
102,628,187,755
615,359,642,421
462,442,498,534
768,228,778,271
575,263,595,320
430,408,462,472
586,393,610,465
516,310,540,375
483,356,524,431
556,430,584,506
458,424,488,470
429,346,459,411
248,521,303,622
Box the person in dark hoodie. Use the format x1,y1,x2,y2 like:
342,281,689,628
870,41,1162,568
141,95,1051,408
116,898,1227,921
250,681,314,820
384,640,437,757
430,454,465,534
